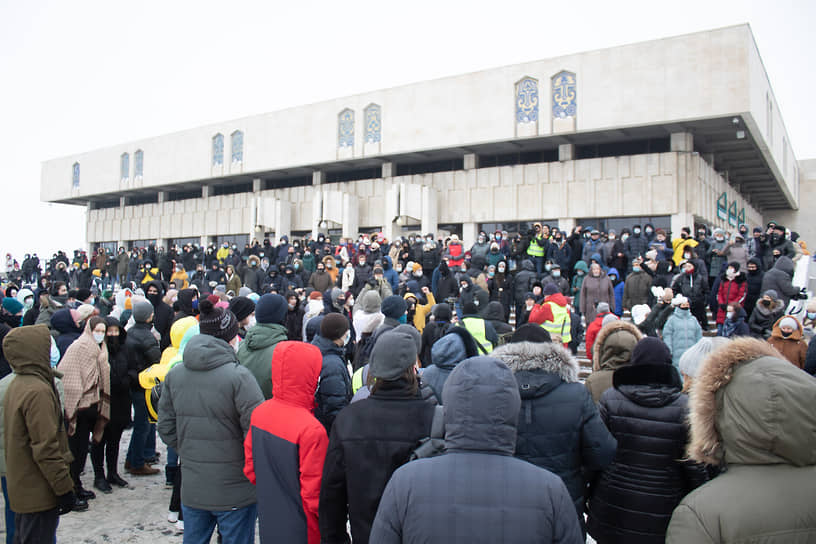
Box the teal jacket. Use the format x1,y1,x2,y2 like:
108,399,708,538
237,323,288,399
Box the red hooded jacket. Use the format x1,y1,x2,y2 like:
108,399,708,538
244,341,328,544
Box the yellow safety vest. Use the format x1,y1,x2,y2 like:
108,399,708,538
461,317,493,353
352,366,365,393
527,236,545,257
540,303,572,344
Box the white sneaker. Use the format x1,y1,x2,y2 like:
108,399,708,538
175,520,184,532
167,511,179,523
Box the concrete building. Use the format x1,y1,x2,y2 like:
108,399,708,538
41,24,813,252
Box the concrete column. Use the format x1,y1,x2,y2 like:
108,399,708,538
421,186,437,237
463,153,479,170
157,191,167,204
558,144,576,162
382,162,394,178
312,171,325,186
156,238,166,250
86,202,93,255
342,194,359,240
252,178,262,192
670,132,694,152
200,235,210,247
275,200,292,242
201,185,211,198
462,222,478,249
557,217,575,235
119,196,128,208
670,213,695,240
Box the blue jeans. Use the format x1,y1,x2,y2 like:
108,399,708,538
144,423,156,459
166,446,179,468
181,503,257,544
126,389,149,468
2,476,14,544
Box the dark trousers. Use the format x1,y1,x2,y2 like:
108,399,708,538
68,404,98,488
90,421,125,478
12,508,59,544
169,465,183,520
691,300,709,331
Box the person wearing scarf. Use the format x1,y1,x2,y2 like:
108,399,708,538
57,316,111,501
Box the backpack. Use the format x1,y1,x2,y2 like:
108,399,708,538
409,405,446,461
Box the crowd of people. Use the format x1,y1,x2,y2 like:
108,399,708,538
1,219,815,543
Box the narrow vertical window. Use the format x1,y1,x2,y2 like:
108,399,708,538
231,130,244,163
120,152,130,181
212,133,224,166
72,162,80,188
364,104,381,144
338,109,354,148
134,149,144,178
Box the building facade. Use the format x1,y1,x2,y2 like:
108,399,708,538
41,24,809,251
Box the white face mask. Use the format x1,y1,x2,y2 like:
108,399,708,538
343,331,351,346
231,337,241,353
246,315,256,329
93,332,106,344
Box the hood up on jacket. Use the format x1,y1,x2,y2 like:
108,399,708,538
170,316,198,349
520,260,535,272
483,301,507,323
430,332,468,370
770,315,804,340
592,320,643,371
772,255,795,277
182,334,238,372
242,321,288,351
176,289,196,315
688,337,816,467
442,356,520,455
573,260,588,274
50,308,82,335
271,340,321,411
493,341,579,383
3,324,53,383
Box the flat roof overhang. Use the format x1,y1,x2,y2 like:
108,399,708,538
55,116,793,212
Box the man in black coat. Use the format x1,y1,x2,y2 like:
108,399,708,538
144,281,172,351
124,300,161,476
370,356,582,543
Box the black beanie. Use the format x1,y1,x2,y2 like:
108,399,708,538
320,313,349,341
255,293,287,324
381,295,407,320
542,282,559,296
432,303,452,322
76,288,92,302
630,337,672,366
510,324,551,344
228,296,255,322
198,298,239,343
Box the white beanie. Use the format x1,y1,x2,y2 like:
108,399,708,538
672,294,689,307
631,304,651,325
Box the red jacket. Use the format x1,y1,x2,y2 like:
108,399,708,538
244,341,329,544
447,242,465,268
585,312,611,363
716,276,747,324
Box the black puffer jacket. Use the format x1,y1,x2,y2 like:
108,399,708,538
125,322,161,391
104,317,132,427
312,334,352,433
319,377,436,544
588,362,707,543
760,256,800,308
493,341,616,528
513,260,538,303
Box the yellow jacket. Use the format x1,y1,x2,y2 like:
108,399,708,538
671,238,699,266
405,291,435,333
216,246,230,262
170,270,189,289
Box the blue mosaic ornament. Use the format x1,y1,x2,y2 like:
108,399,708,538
212,133,224,165
338,109,354,148
516,77,539,123
231,130,244,162
552,71,577,119
365,104,381,144
134,150,144,177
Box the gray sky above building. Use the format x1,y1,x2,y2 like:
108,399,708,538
1,0,813,260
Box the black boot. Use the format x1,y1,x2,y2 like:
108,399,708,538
165,465,179,489
107,473,129,488
94,475,113,494
76,486,96,501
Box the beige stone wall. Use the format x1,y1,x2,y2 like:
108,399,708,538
88,152,763,245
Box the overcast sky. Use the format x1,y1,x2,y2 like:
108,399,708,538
1,0,813,265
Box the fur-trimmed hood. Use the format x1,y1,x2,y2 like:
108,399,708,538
592,320,643,371
493,341,579,383
688,337,816,467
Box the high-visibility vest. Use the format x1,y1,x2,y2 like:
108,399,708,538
461,317,493,353
540,303,572,344
527,236,545,257
352,366,365,393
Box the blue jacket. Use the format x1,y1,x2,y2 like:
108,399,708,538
662,308,702,366
382,256,399,293
312,335,352,433
370,357,583,543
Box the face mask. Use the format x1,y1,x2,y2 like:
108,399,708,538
50,338,61,367
633,228,641,235
478,237,485,243
683,253,691,260
554,237,561,243
552,270,561,278
498,266,505,273
398,314,408,324
621,234,629,242
488,272,495,278
781,330,792,338
577,271,585,276
545,264,552,272
526,303,534,310
715,236,724,242
761,299,772,307
495,235,501,241
608,234,616,240
342,332,351,346
645,228,653,235
632,266,641,273
726,312,734,320
294,264,300,270
414,270,423,277
23,298,34,310
93,332,106,344
807,312,816,320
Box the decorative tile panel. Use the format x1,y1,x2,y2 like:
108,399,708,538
231,130,244,162
120,153,129,180
134,150,144,177
338,109,354,148
364,104,381,144
212,133,224,166
515,77,539,123
72,162,80,187
552,71,577,118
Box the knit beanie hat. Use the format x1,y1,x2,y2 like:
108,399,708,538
1,297,23,315
432,303,452,322
630,337,672,366
631,304,651,325
255,293,287,324
779,316,798,330
198,298,239,343
369,329,419,380
509,323,551,344
596,302,610,314
542,283,559,296
308,291,323,301
75,288,92,302
359,291,382,314
228,296,255,322
601,314,619,327
239,286,253,297
320,313,349,341
678,337,729,378
132,300,154,323
392,324,421,352
381,295,407,320
763,289,779,300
